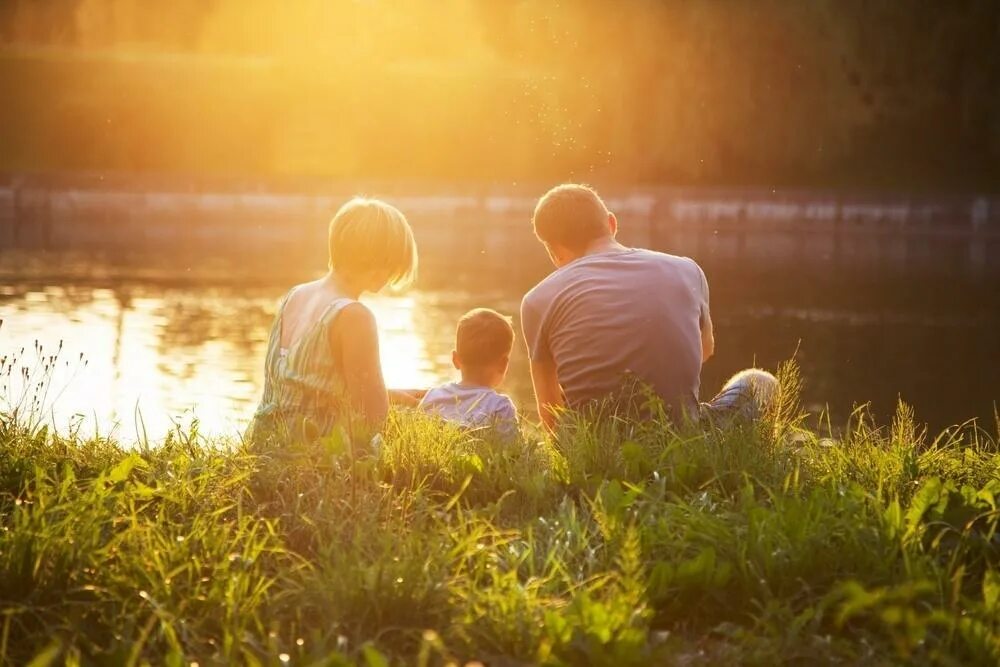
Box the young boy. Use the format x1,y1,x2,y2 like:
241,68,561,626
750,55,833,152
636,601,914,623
419,308,519,439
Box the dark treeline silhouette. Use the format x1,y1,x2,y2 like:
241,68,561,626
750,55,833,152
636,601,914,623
1,0,998,190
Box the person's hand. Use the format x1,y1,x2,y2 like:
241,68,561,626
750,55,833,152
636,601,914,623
388,388,427,407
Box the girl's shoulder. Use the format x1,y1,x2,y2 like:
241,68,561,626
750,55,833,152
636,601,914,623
329,299,375,334
278,280,314,310
285,277,327,299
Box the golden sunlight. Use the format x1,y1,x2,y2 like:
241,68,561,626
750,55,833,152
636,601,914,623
1,286,448,437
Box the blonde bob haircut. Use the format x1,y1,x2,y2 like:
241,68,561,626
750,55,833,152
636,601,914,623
328,197,418,289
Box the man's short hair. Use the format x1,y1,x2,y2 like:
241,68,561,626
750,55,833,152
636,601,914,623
532,184,611,252
455,308,515,368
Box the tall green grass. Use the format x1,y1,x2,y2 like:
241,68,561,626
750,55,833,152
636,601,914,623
0,363,998,665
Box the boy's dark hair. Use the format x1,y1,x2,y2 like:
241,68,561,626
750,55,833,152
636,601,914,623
532,183,611,252
455,308,515,368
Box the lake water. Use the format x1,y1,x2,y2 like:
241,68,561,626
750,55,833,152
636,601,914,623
1,249,997,439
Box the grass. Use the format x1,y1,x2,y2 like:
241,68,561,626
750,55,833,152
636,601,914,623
0,361,999,665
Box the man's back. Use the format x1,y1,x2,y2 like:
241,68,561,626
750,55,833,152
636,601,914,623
521,248,707,420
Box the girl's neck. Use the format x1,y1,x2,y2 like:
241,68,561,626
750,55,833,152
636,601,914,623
324,271,363,300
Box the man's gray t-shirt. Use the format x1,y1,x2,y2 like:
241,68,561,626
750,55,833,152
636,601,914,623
520,248,708,420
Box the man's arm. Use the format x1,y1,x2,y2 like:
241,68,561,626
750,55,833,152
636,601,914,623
529,358,563,432
701,306,715,363
521,294,563,432
697,263,715,363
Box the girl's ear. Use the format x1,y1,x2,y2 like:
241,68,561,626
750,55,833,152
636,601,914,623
451,350,461,371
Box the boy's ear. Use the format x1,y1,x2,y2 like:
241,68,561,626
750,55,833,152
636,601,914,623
452,349,461,371
608,211,618,237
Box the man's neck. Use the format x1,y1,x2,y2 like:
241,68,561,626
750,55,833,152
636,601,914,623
577,237,627,261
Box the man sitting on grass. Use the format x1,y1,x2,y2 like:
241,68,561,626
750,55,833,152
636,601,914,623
520,183,776,431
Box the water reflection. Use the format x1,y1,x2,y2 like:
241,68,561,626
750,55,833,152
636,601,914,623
0,280,532,439
2,286,262,437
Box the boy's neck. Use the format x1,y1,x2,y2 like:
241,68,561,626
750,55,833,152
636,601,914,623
458,371,496,390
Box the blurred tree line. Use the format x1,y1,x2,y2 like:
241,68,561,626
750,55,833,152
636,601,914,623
1,0,998,190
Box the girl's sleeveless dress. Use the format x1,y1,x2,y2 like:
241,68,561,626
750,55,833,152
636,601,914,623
250,290,356,441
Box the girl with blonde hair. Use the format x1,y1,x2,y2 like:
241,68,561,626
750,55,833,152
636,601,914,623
251,197,417,443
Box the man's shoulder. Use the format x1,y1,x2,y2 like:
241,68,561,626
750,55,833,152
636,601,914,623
522,270,562,312
632,247,701,269
522,251,619,307
631,249,706,286
522,249,702,306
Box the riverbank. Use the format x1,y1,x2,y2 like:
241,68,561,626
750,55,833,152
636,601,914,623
1,368,998,665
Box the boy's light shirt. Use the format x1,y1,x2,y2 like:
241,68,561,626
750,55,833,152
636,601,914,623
418,382,518,439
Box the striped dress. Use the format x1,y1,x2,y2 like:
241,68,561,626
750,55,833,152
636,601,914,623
251,289,356,441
